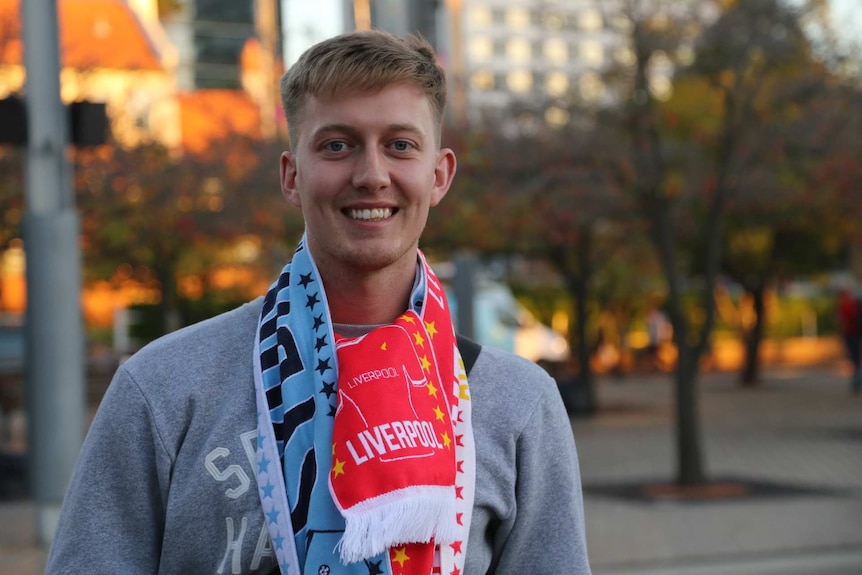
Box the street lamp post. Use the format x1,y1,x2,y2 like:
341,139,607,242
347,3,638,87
21,0,86,546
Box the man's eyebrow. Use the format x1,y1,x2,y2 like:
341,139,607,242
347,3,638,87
386,123,425,136
312,123,426,138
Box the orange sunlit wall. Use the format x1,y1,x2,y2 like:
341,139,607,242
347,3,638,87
1,244,161,326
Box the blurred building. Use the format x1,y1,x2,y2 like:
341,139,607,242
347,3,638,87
448,1,624,130
441,0,727,133
151,0,284,139
0,0,284,147
159,0,281,90
0,0,180,146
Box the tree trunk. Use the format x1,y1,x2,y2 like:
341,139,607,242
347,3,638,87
740,284,766,386
156,265,181,335
572,268,596,414
675,340,706,485
549,229,596,415
574,226,596,413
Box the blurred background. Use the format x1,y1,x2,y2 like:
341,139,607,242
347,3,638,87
1,0,861,573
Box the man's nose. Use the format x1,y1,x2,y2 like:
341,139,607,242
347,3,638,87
352,148,391,192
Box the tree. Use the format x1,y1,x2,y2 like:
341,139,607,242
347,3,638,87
592,0,833,484
683,0,845,385
427,115,655,413
0,147,23,251
74,136,300,334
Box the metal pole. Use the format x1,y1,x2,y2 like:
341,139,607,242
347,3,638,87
453,251,476,340
22,0,86,546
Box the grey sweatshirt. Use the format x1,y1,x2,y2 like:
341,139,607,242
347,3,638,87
46,298,591,574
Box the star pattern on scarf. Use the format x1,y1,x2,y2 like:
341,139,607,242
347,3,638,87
413,331,425,347
315,335,328,352
391,547,409,567
332,458,346,478
299,272,314,288
316,357,331,375
260,482,275,499
433,405,446,422
319,380,336,398
364,559,384,575
306,292,320,309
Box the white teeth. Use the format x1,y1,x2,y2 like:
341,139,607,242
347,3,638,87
348,208,392,220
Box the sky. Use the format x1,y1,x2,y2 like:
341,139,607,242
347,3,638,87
282,0,344,67
828,0,862,47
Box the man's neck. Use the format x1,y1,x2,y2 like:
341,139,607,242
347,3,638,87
321,263,418,326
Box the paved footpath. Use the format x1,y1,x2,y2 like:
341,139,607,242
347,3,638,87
1,363,860,574
577,364,862,575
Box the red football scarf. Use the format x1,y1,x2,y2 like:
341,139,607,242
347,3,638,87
329,258,474,574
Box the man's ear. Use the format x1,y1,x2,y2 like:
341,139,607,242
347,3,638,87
280,151,301,207
430,148,457,207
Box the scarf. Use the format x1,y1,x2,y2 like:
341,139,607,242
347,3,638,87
254,236,475,575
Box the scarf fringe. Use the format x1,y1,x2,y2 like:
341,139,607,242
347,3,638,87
335,486,459,564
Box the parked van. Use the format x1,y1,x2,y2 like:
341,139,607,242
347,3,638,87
441,272,569,363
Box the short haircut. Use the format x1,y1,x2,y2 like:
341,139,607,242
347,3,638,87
280,29,447,150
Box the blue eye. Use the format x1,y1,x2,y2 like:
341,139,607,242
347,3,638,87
325,141,348,152
392,141,413,152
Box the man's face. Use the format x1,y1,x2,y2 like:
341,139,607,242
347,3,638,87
280,83,456,277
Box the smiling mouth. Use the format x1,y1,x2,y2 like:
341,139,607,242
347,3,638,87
346,207,395,221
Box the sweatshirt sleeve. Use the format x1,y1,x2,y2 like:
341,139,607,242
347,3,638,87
493,376,592,574
46,365,171,574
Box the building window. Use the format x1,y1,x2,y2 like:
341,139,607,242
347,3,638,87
469,6,492,27
506,38,531,62
545,105,570,128
542,11,566,31
578,9,603,32
470,69,495,91
507,70,533,93
649,75,673,101
545,71,569,97
610,14,633,33
579,41,604,67
506,7,531,29
543,37,568,65
615,45,635,66
469,37,494,62
579,72,604,102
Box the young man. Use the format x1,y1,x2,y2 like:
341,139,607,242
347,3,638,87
47,31,591,574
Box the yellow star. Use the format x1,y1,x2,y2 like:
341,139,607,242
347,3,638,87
426,381,438,398
413,331,425,347
425,321,437,338
441,431,451,450
332,458,346,478
381,342,387,351
400,314,415,324
392,546,410,567
420,355,431,373
332,442,337,455
433,405,446,422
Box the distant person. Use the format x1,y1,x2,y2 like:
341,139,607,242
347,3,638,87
837,287,861,394
645,304,672,371
46,30,592,574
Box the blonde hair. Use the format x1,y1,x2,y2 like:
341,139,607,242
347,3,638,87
280,29,447,149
